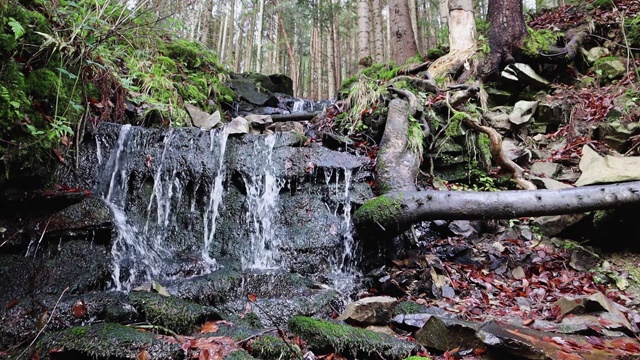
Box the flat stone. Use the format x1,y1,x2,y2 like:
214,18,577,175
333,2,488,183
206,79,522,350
337,296,397,326
415,316,483,352
226,116,250,134
576,145,640,186
530,176,572,190
530,161,561,178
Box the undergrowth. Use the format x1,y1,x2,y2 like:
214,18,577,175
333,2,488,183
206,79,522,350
0,0,233,182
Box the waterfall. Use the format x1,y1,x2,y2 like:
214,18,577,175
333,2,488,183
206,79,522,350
325,167,360,294
202,128,229,271
100,125,228,291
242,134,283,270
292,99,310,113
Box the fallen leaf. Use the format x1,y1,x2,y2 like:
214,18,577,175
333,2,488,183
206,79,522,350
72,299,87,318
512,266,526,280
137,349,149,360
247,293,257,302
200,322,219,334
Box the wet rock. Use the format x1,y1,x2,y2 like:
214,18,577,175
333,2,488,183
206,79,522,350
414,316,483,352
337,296,397,326
288,316,418,359
1,291,131,349
484,110,511,131
129,291,220,334
38,323,184,359
485,87,513,106
392,308,453,331
502,139,531,164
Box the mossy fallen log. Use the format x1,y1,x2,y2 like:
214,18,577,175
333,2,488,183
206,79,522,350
353,181,640,237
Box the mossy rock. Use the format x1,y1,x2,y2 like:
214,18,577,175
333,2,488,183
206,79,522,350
248,335,302,360
129,291,221,334
288,316,418,359
38,323,183,359
392,301,429,316
225,349,257,359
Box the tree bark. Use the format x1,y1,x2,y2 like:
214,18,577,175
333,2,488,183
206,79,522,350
389,0,419,64
256,0,266,73
353,181,640,237
448,0,476,51
357,0,372,68
376,98,421,193
485,0,527,79
371,0,385,63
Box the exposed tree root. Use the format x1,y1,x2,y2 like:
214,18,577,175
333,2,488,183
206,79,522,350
427,48,476,80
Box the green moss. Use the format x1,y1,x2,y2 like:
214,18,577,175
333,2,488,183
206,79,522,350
161,39,219,70
522,27,561,56
625,16,640,47
392,301,428,316
407,116,424,154
354,195,402,223
225,349,257,359
129,291,218,334
249,335,302,360
288,316,416,359
477,133,491,165
445,111,469,138
38,323,181,359
590,0,614,9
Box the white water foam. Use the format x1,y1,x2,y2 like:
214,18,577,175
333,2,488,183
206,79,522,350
243,134,284,270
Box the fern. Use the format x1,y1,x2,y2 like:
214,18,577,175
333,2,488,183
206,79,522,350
7,18,25,40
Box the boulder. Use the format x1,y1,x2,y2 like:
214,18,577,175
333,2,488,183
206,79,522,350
337,296,397,325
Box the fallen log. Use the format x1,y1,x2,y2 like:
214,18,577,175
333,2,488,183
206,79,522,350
270,111,321,122
353,181,640,237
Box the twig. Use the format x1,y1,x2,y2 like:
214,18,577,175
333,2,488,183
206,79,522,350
18,287,69,359
235,327,278,345
128,323,181,341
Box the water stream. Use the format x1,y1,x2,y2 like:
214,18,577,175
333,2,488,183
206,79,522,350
242,134,284,270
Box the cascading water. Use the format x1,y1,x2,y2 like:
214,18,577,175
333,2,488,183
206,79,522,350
202,129,229,270
242,134,283,270
100,125,229,291
325,167,360,294
291,99,311,113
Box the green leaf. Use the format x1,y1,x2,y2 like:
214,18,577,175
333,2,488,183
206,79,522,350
8,18,25,40
57,68,77,79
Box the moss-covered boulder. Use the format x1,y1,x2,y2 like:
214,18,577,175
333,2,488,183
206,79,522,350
288,316,419,359
129,291,220,334
247,335,302,360
38,323,183,359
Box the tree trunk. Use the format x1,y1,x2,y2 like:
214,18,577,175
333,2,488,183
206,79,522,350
389,0,418,64
256,0,266,73
199,0,214,45
448,0,476,51
485,0,527,79
327,18,336,98
357,0,372,68
277,10,298,96
353,181,640,237
371,0,385,63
